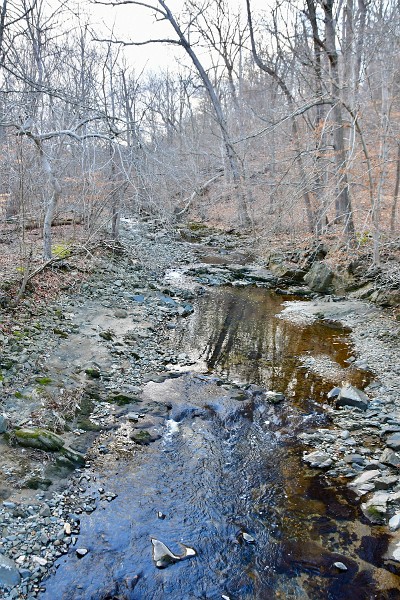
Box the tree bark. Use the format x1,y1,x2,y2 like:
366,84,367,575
322,0,355,239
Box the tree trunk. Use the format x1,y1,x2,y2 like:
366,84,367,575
158,0,250,226
35,139,61,260
390,142,400,233
322,0,355,239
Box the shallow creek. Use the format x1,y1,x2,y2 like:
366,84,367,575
40,285,400,599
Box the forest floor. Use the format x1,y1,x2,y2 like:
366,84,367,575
0,217,399,598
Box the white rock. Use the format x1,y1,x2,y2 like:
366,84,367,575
333,561,348,571
389,514,400,532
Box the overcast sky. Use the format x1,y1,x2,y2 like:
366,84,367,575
67,0,269,73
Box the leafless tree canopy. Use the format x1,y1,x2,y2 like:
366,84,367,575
0,0,399,264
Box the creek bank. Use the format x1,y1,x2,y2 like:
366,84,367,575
279,296,400,566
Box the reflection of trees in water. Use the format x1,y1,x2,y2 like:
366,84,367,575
205,296,246,370
180,287,356,401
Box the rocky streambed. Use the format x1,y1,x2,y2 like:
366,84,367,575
0,219,399,599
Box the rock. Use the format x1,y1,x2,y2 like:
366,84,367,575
374,476,398,491
60,446,86,466
0,415,7,434
336,384,369,411
304,261,334,293
130,430,160,445
386,432,400,451
151,538,196,569
389,514,400,532
327,387,341,400
85,368,101,379
303,451,332,469
76,548,89,558
265,391,285,404
14,428,64,451
333,561,348,571
349,470,381,487
242,532,256,544
0,553,21,587
379,448,400,468
361,492,389,523
114,309,128,318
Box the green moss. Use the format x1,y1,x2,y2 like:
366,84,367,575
99,330,114,341
366,505,384,521
131,430,151,444
14,391,25,399
53,328,69,338
188,222,208,231
25,477,53,490
107,393,141,406
35,377,52,386
76,417,102,432
85,368,101,379
52,243,71,259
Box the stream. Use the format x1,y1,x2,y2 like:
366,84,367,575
39,281,400,599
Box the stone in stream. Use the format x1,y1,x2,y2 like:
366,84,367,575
76,548,89,558
336,384,369,411
333,561,348,572
303,450,332,469
241,532,256,544
0,553,21,586
151,538,196,569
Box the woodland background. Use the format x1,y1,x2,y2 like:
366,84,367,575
0,0,399,285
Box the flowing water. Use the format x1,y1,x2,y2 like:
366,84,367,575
40,286,400,600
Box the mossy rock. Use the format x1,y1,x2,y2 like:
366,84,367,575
25,477,53,491
131,430,152,445
53,328,69,339
14,428,64,451
99,330,113,341
60,446,85,466
76,417,102,432
107,393,142,406
85,368,101,379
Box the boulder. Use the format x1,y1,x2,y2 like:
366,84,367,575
14,428,64,451
151,538,196,569
304,261,334,293
336,384,369,411
0,553,21,587
14,428,85,466
348,470,380,496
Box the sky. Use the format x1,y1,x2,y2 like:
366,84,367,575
66,0,269,73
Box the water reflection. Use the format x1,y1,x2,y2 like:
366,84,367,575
172,287,369,402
